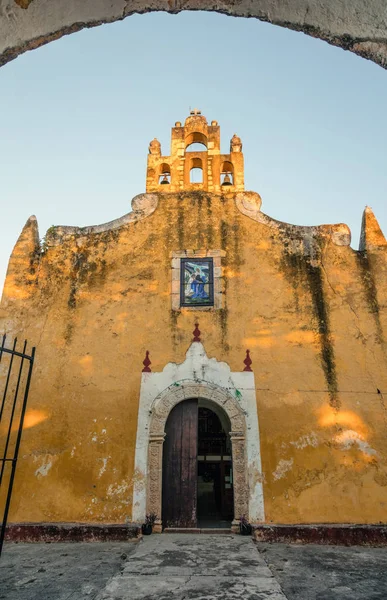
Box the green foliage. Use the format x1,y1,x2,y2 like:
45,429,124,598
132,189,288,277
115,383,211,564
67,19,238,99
40,225,57,253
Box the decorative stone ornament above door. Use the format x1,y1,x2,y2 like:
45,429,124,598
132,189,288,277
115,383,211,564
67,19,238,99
132,340,265,532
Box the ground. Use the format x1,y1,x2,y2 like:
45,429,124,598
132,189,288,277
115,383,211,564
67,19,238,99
0,541,135,600
258,543,387,600
1,535,387,599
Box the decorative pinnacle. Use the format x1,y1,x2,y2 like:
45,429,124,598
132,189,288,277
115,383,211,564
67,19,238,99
192,323,201,343
243,349,252,372
142,350,151,373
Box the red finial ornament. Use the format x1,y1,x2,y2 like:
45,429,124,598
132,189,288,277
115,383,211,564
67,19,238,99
192,323,201,343
243,349,252,372
142,350,151,372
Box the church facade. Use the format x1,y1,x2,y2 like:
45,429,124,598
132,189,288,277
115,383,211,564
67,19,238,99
1,111,387,533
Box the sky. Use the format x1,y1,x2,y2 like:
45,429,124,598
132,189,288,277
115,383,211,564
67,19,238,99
0,12,386,291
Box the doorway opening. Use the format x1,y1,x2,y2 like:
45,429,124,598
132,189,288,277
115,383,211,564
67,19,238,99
197,404,233,528
161,398,234,530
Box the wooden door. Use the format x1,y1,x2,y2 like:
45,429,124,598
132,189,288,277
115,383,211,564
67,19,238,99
162,399,198,528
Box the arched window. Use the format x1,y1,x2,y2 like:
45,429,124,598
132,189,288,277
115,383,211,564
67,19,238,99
159,163,171,185
185,132,208,152
190,157,203,183
221,161,234,186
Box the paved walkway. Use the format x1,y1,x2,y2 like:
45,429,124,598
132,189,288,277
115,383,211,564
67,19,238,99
97,534,287,599
2,536,387,599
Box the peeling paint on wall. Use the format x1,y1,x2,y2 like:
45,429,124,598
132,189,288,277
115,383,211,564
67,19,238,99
34,461,52,478
98,457,110,478
273,459,294,481
107,481,131,505
289,432,319,450
335,430,377,457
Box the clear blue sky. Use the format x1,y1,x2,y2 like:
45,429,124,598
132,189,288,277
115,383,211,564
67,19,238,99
1,12,386,291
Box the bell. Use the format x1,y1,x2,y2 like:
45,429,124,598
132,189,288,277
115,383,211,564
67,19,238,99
222,173,232,186
160,174,170,185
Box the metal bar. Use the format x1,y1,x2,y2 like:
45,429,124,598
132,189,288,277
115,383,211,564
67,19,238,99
0,338,17,423
0,347,33,360
0,346,35,557
0,334,6,363
0,341,27,486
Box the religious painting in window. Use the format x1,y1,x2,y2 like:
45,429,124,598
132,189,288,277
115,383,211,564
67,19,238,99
180,258,214,307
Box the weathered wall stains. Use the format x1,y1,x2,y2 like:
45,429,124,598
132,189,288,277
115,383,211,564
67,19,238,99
0,1,387,70
1,190,387,526
280,250,338,408
356,252,384,344
306,262,338,407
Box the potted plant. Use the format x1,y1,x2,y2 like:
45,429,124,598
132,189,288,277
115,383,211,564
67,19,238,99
142,512,157,535
239,515,252,536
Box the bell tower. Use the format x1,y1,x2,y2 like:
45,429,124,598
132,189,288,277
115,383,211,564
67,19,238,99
146,110,244,193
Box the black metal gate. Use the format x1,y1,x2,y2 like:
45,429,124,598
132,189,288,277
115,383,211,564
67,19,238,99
0,335,35,557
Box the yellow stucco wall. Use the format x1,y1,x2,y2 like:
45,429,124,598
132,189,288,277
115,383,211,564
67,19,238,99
1,191,387,524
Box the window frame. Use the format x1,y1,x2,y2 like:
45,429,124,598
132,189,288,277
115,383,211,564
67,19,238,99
180,257,214,308
171,249,225,312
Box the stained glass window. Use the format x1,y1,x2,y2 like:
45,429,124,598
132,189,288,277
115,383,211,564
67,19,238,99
180,258,214,307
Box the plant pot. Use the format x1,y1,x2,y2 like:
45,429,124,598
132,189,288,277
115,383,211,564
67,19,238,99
141,523,153,535
240,523,252,536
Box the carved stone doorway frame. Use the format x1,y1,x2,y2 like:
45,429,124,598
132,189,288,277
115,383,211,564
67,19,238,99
147,381,248,532
132,342,265,530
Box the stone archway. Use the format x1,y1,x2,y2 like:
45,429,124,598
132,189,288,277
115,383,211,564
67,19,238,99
146,381,248,532
1,2,386,70
132,340,264,528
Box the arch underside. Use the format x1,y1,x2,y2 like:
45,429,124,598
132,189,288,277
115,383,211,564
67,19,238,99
147,381,249,531
1,2,386,70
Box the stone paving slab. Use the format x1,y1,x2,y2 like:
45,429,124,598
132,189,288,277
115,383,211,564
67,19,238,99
100,575,286,600
96,534,288,600
0,541,136,600
257,543,387,600
122,534,273,575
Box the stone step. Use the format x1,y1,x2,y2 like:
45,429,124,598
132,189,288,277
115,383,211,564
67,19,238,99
164,527,232,534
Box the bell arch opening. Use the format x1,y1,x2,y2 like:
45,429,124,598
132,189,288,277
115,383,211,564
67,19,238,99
185,142,207,153
185,132,208,149
221,160,234,186
189,157,204,183
158,162,171,185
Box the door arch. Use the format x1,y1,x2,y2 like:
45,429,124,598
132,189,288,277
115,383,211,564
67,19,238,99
147,380,248,532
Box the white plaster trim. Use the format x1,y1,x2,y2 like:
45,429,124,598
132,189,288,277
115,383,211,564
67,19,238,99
235,191,351,248
132,342,265,524
44,193,159,246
